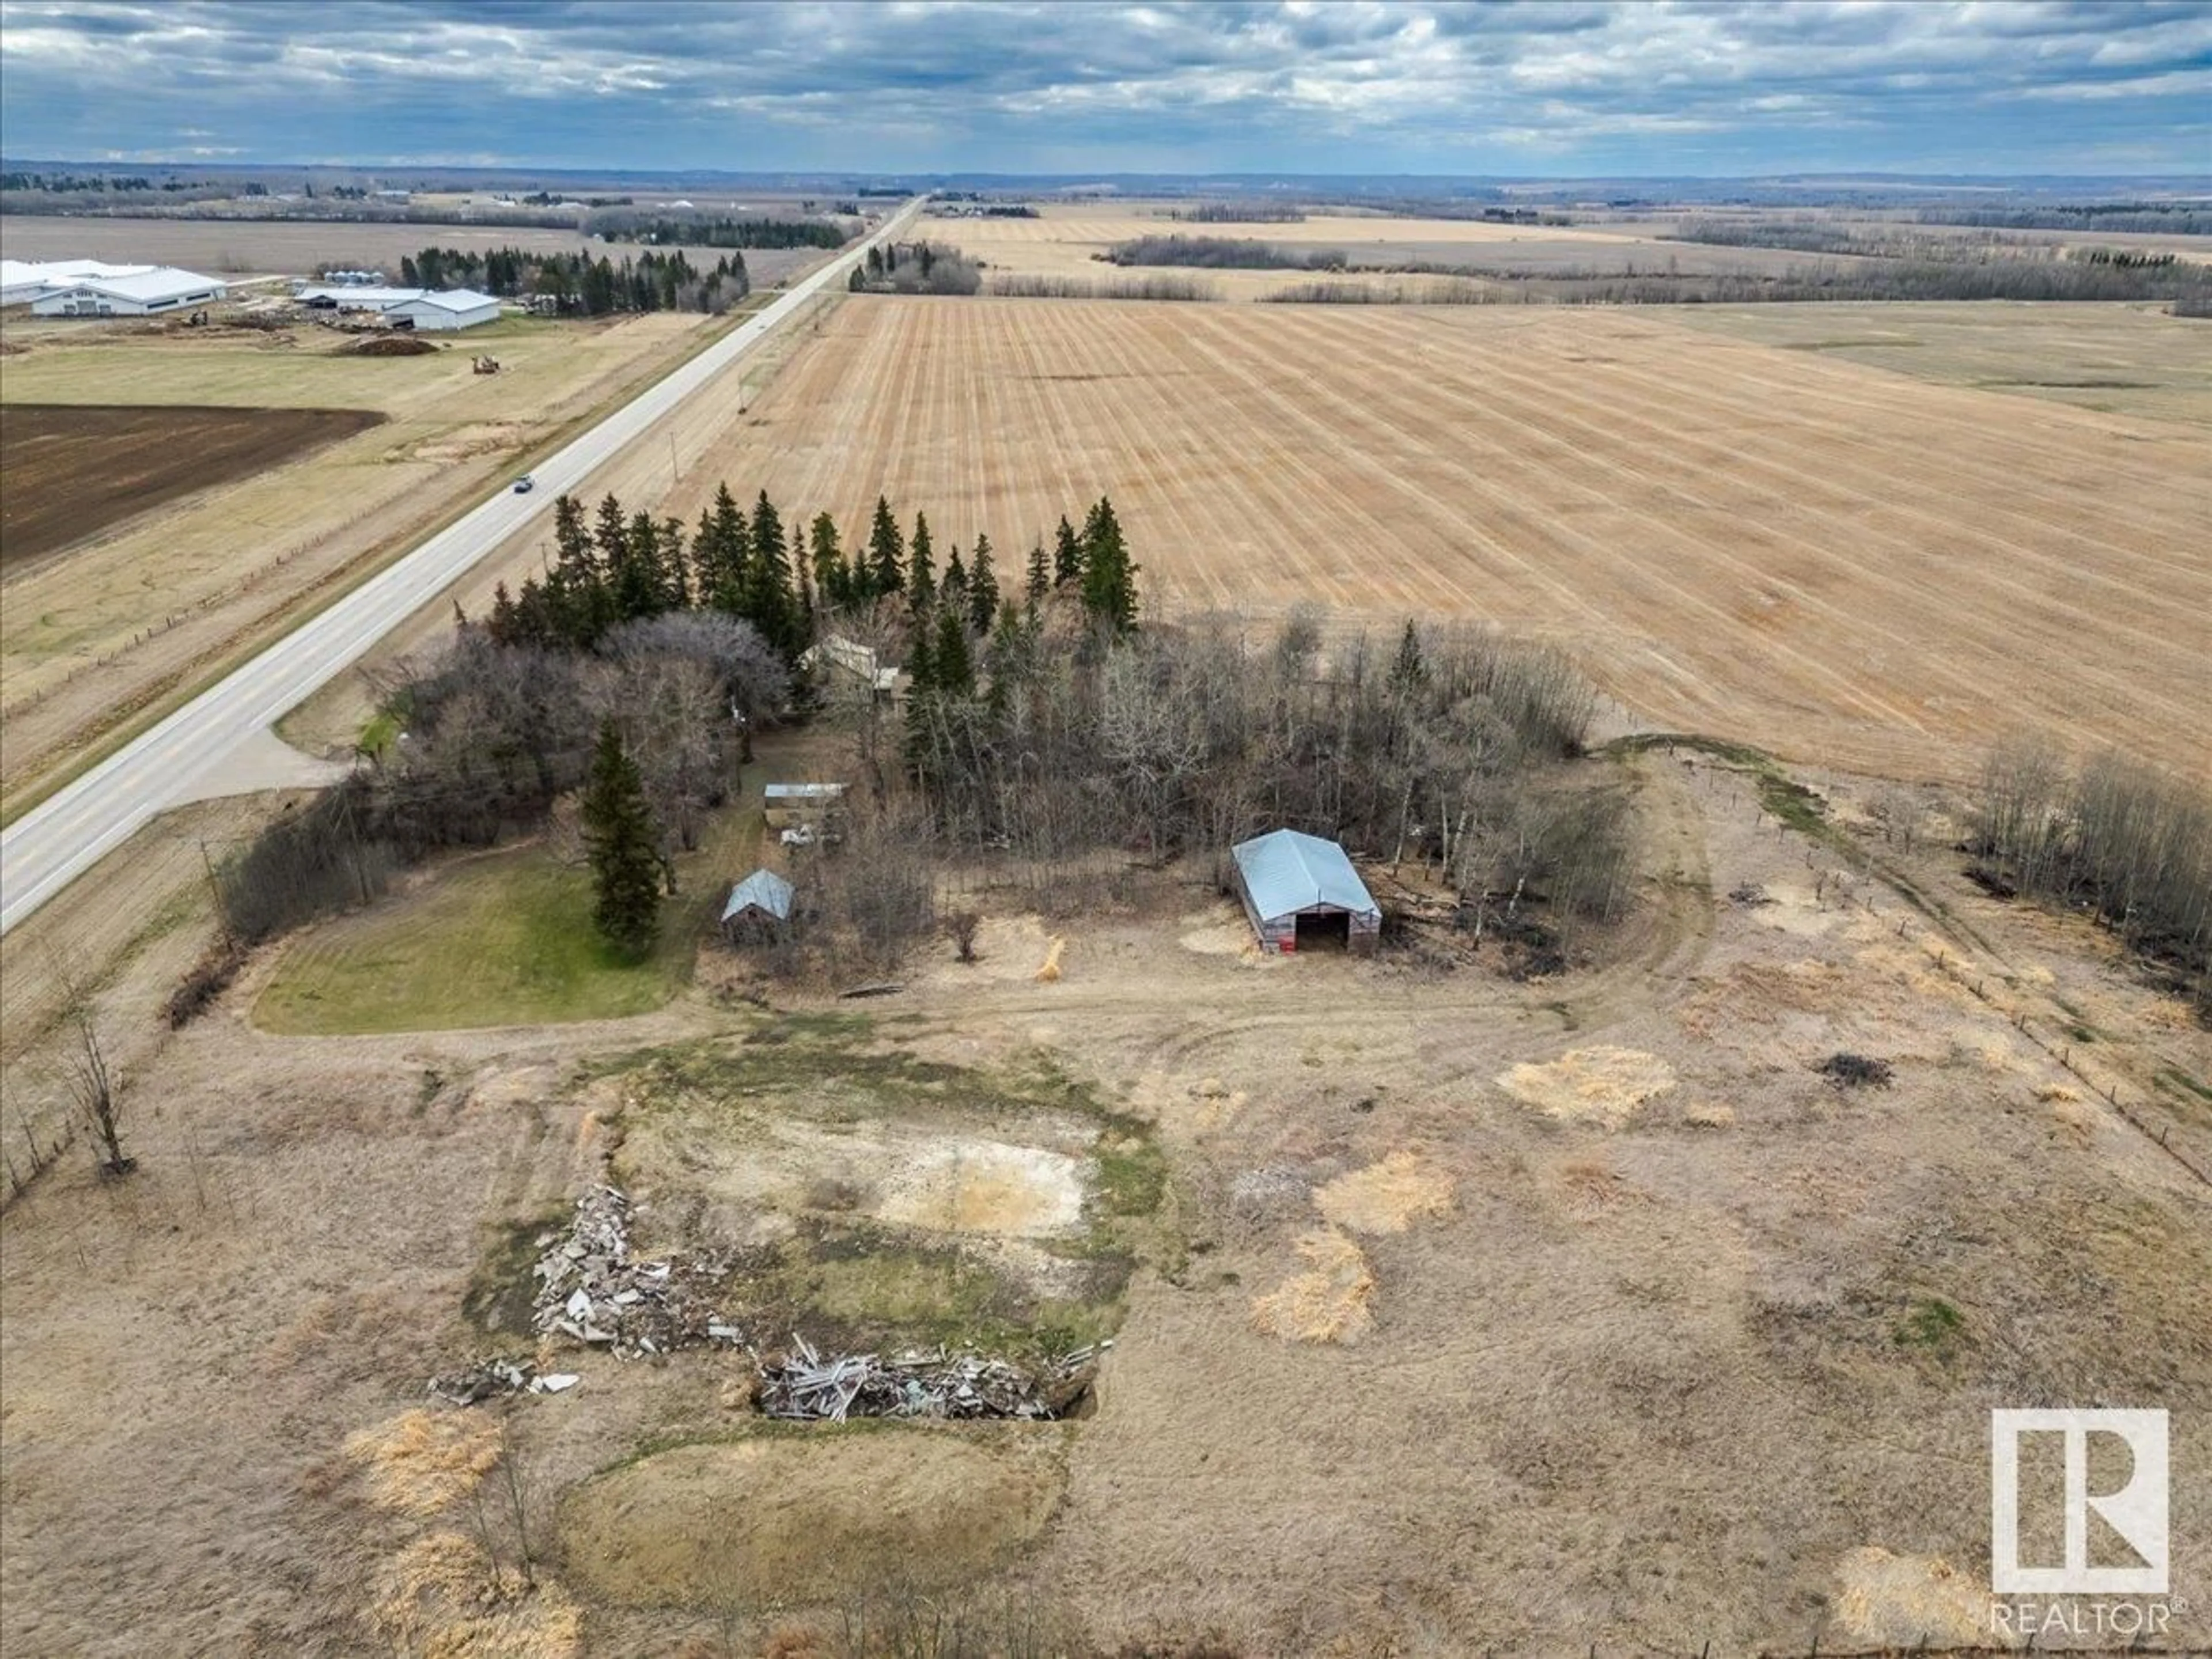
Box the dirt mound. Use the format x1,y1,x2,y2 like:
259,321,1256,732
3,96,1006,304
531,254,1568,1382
1315,1151,1455,1234
1499,1046,1676,1128
1249,1226,1376,1344
559,1430,1064,1608
343,1408,502,1516
349,334,440,356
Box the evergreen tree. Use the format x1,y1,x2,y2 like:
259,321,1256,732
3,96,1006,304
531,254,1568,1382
906,612,937,694
1079,495,1139,634
809,512,849,611
941,544,969,618
613,510,668,622
907,511,936,615
933,605,974,699
1052,515,1084,587
698,483,752,615
748,491,799,658
968,531,1000,634
1025,539,1050,605
867,495,905,598
1389,619,1427,692
581,721,662,956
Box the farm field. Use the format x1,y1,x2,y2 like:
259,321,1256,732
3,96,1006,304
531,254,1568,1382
0,305,733,809
0,403,385,568
624,296,2211,785
0,212,834,285
919,203,1872,299
1664,299,2212,428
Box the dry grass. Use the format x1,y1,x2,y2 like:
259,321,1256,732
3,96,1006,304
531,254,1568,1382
1498,1045,1678,1128
1830,1546,1991,1647
370,1532,584,1659
344,1408,504,1517
1036,935,1067,983
1312,1150,1455,1234
1248,1226,1377,1345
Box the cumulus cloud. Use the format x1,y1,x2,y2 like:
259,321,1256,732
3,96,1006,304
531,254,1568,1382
0,0,2205,172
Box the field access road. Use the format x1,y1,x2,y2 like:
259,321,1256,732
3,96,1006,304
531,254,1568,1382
0,200,921,935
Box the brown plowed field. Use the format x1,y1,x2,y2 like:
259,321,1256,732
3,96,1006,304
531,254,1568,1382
669,297,2212,782
0,403,384,569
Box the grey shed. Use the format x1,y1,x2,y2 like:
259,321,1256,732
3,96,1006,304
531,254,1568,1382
1230,829,1381,956
721,868,796,938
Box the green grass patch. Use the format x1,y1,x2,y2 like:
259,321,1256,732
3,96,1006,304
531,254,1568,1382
2156,1067,2212,1111
1893,1296,1965,1350
256,850,686,1033
255,787,760,1034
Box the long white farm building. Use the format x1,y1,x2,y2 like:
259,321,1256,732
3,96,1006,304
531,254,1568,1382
293,282,501,330
6,260,227,313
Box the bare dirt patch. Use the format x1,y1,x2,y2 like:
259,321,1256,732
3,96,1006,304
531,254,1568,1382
558,1429,1065,1608
0,402,384,569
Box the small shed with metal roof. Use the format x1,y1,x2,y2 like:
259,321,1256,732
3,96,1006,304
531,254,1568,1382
721,868,796,941
1229,828,1381,956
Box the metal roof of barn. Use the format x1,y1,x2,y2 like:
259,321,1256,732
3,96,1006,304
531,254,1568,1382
764,783,845,801
722,868,796,922
1231,828,1379,923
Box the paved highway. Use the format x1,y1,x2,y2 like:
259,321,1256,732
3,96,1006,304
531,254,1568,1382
0,200,922,934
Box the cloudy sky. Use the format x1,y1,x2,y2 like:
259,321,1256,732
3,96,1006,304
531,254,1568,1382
1,1,2206,176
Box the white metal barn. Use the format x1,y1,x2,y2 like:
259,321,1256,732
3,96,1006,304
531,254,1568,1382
2,258,157,305
28,267,228,317
293,284,426,313
385,289,501,331
1230,828,1382,956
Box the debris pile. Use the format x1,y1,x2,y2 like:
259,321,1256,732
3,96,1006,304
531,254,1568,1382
531,1185,744,1359
757,1335,1104,1422
1817,1052,1895,1089
428,1356,579,1406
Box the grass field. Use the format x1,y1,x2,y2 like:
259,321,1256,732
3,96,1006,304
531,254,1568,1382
648,296,2211,784
0,403,386,568
255,791,760,1033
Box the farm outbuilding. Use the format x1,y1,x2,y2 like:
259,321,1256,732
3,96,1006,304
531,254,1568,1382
1230,828,1381,956
385,289,501,331
721,869,796,941
27,266,227,317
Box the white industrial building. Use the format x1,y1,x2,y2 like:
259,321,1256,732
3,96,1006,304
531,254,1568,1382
385,289,501,331
2,258,172,306
26,266,228,317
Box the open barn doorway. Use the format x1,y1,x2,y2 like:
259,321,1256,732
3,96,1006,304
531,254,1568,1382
1293,911,1351,952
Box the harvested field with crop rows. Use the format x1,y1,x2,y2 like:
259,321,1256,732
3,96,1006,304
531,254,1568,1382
668,296,2211,782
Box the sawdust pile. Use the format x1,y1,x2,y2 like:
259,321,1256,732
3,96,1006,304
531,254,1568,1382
1315,1152,1455,1235
1831,1547,1993,1646
1036,935,1066,983
1250,1228,1376,1345
1499,1046,1676,1128
1683,1101,1736,1128
344,1409,503,1517
370,1531,582,1659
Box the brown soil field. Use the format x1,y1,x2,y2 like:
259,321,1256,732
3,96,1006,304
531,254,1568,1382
610,297,2210,785
1,403,385,569
0,213,831,286
4,752,2207,1653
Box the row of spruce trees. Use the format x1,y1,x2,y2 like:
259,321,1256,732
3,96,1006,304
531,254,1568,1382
484,487,1140,665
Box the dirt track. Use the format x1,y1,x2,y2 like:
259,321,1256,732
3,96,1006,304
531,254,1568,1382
1,404,385,570
663,297,2211,783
